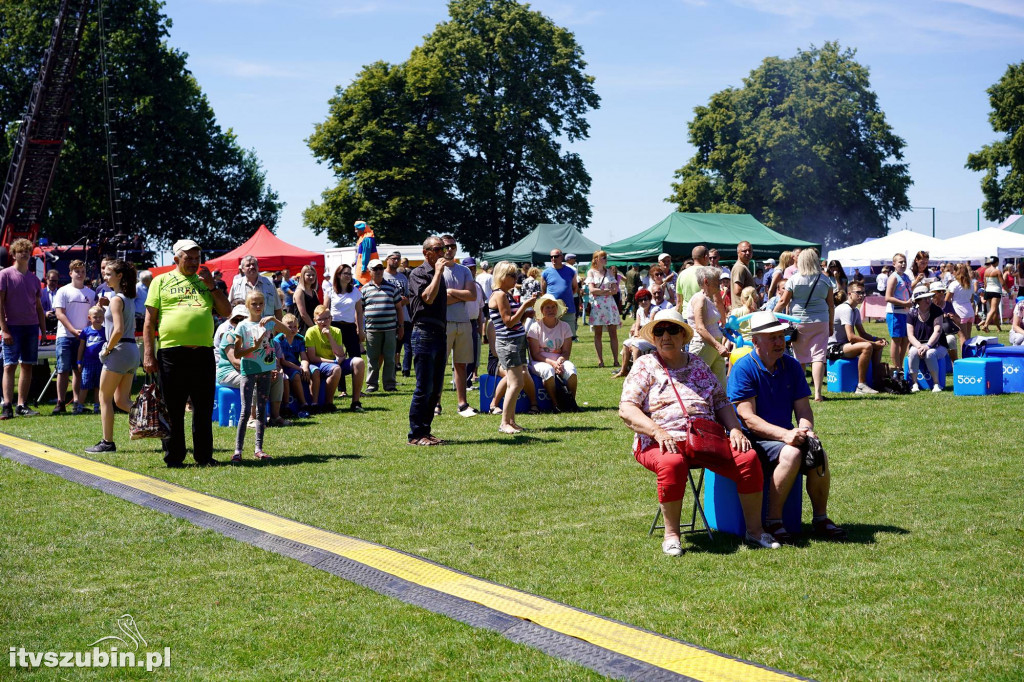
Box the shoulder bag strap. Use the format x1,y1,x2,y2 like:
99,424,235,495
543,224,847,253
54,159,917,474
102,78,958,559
654,352,690,420
803,273,822,309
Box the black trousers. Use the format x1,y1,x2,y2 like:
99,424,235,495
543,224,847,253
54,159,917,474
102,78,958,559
158,346,215,466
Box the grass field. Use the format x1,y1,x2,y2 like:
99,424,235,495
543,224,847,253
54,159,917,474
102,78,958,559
2,320,1023,680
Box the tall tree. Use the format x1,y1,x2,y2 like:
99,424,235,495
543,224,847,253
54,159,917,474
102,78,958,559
668,42,911,250
0,0,282,252
967,61,1024,221
306,0,599,252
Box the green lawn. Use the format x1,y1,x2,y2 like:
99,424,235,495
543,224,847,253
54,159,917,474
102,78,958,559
1,321,1022,680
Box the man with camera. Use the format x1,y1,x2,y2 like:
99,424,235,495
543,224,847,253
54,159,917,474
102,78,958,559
727,311,847,545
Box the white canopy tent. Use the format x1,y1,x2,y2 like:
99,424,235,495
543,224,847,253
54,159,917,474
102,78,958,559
929,227,1024,264
826,230,947,268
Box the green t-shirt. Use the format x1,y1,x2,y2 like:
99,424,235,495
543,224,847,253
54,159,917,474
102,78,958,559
304,325,343,361
145,271,215,348
676,267,701,307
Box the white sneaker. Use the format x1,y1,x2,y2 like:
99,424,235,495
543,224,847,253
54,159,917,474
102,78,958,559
457,404,479,418
662,538,683,557
910,383,920,393
247,418,258,429
855,383,878,394
932,384,942,393
745,532,782,549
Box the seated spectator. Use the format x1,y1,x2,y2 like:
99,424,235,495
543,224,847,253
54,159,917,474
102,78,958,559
275,314,314,418
729,285,761,344
614,288,656,377
827,283,886,393
304,305,364,412
619,309,779,556
527,294,577,403
728,311,847,545
216,305,249,390
906,285,949,393
1011,298,1024,346
648,284,672,312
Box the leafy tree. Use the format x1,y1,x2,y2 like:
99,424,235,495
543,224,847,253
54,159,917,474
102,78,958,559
967,62,1024,220
668,42,911,250
306,0,599,252
0,0,282,252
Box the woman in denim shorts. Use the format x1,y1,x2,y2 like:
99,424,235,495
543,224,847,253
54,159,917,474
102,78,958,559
488,261,537,435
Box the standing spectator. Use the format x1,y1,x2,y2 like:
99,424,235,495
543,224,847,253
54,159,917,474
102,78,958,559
52,259,97,415
945,263,975,351
658,254,677,306
564,253,582,331
0,239,46,419
462,257,486,389
623,265,640,317
783,248,802,280
440,236,478,417
85,260,140,453
521,267,542,301
676,245,711,309
911,250,932,281
540,249,579,338
325,264,364,360
773,250,834,402
229,256,283,320
136,270,152,328
143,239,230,467
230,291,279,462
475,260,493,302
407,236,451,446
728,311,847,545
41,269,60,333
826,261,848,297
609,265,625,315
708,248,720,269
292,264,320,334
874,265,892,296
981,256,1005,333
361,259,403,393
685,266,731,384
77,306,106,413
731,241,756,300
94,257,114,300
761,258,776,291
883,253,915,380
490,261,538,434
767,251,794,299
585,251,621,368
383,251,411,377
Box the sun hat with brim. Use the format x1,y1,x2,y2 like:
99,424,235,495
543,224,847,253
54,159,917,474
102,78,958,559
230,304,248,321
747,311,790,335
929,281,946,294
534,293,567,319
912,285,933,301
639,308,694,345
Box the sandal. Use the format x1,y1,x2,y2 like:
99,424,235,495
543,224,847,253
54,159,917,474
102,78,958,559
253,450,272,461
424,434,446,445
488,406,502,415
270,417,292,427
764,520,795,546
498,425,519,435
812,517,848,541
230,453,242,464
526,405,541,415
406,437,439,446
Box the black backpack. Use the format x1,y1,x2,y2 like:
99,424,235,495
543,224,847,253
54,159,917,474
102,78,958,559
551,375,579,412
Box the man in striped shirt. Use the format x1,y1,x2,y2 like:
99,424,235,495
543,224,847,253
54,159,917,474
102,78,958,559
361,259,404,393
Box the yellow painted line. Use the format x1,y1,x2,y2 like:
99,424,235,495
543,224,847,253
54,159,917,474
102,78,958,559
0,433,797,682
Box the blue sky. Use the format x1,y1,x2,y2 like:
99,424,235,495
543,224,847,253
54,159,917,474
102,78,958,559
167,0,1024,252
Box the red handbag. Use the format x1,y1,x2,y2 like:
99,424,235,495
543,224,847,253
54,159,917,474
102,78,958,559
656,353,731,459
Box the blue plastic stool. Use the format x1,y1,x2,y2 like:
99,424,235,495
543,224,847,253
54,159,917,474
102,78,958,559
826,357,873,392
216,384,270,427
704,469,803,537
952,358,1002,395
903,355,950,390
302,377,328,406
478,373,553,413
983,346,1024,393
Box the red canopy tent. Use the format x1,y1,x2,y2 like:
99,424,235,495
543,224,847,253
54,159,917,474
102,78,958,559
150,225,324,285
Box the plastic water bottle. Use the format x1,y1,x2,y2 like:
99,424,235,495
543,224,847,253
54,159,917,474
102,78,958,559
228,403,238,427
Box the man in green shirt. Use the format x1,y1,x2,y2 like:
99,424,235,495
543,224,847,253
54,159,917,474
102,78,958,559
143,239,230,467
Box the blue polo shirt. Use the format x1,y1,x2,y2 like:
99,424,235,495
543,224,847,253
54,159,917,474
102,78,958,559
726,350,810,430
541,266,576,314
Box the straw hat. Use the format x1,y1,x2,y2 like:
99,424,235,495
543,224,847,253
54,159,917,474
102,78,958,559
534,293,567,319
639,308,694,345
747,311,790,335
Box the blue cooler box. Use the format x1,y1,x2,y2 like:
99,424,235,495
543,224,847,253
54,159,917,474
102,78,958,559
983,346,1024,393
904,355,950,390
953,358,1003,395
704,470,802,537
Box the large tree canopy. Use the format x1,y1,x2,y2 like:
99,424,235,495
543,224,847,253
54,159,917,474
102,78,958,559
0,0,282,252
668,42,911,250
305,0,599,252
967,61,1024,221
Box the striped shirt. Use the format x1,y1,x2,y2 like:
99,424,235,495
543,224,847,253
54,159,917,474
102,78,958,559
488,291,525,339
361,279,401,331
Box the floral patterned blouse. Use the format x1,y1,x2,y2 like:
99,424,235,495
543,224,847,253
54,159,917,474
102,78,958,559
620,352,729,452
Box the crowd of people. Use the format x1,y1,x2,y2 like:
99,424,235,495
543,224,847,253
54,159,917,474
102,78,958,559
2,228,1022,556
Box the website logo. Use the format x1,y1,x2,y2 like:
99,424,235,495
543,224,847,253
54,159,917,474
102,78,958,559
9,614,170,672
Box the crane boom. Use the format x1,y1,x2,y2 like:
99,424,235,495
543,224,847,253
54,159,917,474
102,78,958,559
0,0,92,248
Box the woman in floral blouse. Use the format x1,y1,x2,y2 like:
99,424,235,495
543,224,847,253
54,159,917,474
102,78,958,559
618,308,779,556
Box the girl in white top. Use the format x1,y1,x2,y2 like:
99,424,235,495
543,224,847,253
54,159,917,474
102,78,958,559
685,266,729,384
945,263,976,352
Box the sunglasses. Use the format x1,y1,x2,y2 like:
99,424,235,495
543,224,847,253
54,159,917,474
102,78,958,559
371,266,384,271
637,296,651,302
551,254,563,259
429,246,445,253
652,325,681,337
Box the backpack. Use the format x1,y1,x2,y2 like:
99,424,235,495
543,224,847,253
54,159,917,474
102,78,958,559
551,375,579,413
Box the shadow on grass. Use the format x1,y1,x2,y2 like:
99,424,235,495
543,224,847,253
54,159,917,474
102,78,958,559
674,523,910,554
223,453,363,467
526,425,614,433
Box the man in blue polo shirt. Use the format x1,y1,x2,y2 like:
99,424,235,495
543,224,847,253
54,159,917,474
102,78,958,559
540,248,578,336
727,311,847,545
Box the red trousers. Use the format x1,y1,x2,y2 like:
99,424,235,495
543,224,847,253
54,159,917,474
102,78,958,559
635,438,763,503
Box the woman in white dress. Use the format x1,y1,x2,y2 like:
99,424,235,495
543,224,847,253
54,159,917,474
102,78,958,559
585,250,621,368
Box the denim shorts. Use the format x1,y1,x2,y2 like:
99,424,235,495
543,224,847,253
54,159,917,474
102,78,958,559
495,335,528,370
55,335,80,373
2,324,40,366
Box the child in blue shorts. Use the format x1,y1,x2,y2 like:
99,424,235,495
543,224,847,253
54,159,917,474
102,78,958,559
78,306,106,413
275,313,313,417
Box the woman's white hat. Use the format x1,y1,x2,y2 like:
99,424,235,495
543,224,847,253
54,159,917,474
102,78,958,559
912,285,933,301
535,293,567,319
928,281,946,294
747,310,790,335
639,308,694,345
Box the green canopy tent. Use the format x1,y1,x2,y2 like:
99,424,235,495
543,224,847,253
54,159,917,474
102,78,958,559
481,223,601,265
602,213,820,265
